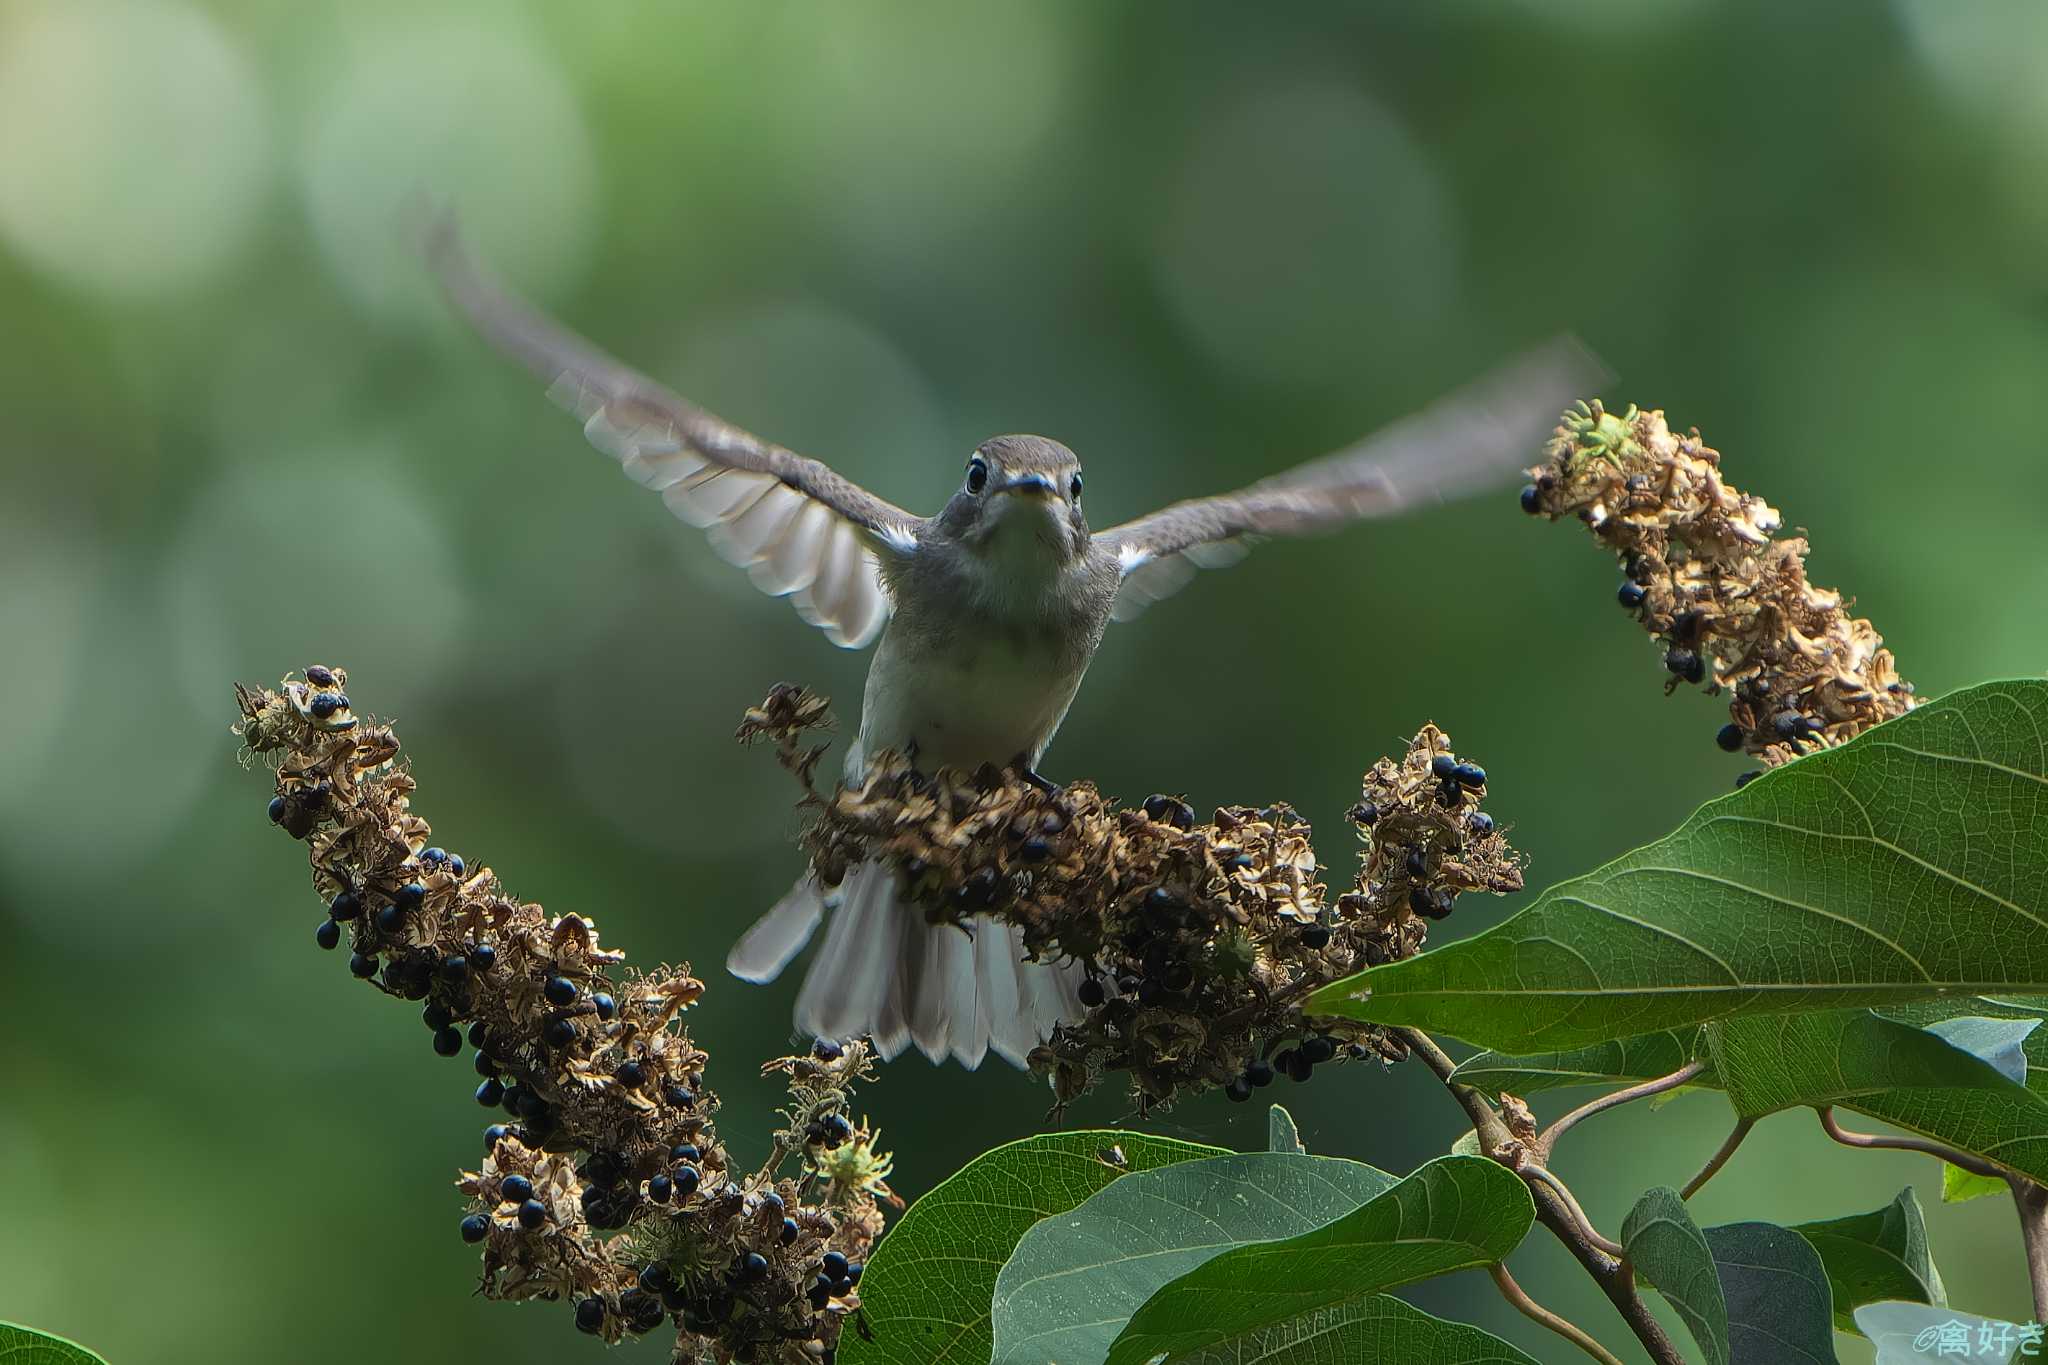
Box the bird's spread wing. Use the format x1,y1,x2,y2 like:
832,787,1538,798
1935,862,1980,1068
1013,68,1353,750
1095,336,1608,621
429,223,918,649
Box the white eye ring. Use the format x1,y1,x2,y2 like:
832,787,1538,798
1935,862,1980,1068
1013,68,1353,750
966,457,989,494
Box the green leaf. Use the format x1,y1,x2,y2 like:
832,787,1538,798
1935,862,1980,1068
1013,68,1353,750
1883,995,2048,1095
1623,1187,1729,1365
1704,1222,1837,1364
1307,679,2048,1052
989,1151,1391,1365
1942,1162,2007,1203
845,1130,1222,1365
1103,1156,1534,1365
1922,1016,2039,1085
0,1324,110,1365
1269,1102,1305,1154
1712,1008,2048,1185
1706,1010,2031,1119
1452,1030,1707,1095
1791,1188,1944,1333
1170,1295,1541,1365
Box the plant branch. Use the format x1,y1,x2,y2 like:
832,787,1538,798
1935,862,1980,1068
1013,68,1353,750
1815,1106,2004,1179
1490,1262,1626,1365
1397,1028,1687,1365
2009,1176,2048,1322
1522,1164,1625,1257
1534,1060,1706,1162
1680,1117,1753,1200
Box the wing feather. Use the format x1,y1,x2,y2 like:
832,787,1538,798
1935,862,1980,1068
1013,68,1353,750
1095,336,1607,618
431,219,919,648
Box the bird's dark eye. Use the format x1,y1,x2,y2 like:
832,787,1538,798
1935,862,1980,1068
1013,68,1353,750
1069,471,1083,499
966,457,989,494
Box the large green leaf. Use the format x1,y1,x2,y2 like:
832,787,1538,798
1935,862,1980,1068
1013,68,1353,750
1704,1222,1837,1364
1451,1030,1707,1095
0,1324,110,1365
1622,1187,1729,1365
1171,1295,1541,1365
845,1130,1222,1365
1884,995,2048,1094
1791,1188,1945,1333
1307,679,2048,1052
1706,1011,2032,1119
989,1151,1391,1365
1102,1156,1533,1365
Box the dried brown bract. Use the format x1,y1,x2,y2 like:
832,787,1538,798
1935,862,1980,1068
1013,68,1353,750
236,668,882,1363
751,691,1522,1115
1523,402,1914,769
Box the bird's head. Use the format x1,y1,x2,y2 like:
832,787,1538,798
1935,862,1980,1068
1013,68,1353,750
938,434,1090,565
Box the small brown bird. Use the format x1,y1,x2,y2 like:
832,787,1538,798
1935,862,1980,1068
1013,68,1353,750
432,227,1601,1070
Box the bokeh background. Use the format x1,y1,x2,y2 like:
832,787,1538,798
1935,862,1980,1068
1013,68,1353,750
2,1,2044,1361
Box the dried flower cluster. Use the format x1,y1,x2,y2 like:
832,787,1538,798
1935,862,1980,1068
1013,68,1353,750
1522,401,1914,771
744,686,1522,1114
237,667,889,1364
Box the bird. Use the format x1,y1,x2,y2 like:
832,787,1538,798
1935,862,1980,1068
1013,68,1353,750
430,226,1602,1071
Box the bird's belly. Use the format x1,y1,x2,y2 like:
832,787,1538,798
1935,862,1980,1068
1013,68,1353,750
856,625,1084,776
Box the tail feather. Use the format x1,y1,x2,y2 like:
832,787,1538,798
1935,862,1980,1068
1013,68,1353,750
726,877,825,983
761,858,1081,1069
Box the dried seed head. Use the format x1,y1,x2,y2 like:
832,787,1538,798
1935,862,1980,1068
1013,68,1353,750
751,690,1524,1115
237,668,881,1361
1527,402,1914,766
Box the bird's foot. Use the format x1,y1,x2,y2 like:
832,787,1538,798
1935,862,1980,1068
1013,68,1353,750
1010,752,1062,795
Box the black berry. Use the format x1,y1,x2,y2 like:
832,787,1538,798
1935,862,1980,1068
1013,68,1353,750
348,952,379,979
1452,762,1486,788
315,919,341,950
420,846,447,866
544,975,579,1007
309,691,344,718
1431,754,1457,779
811,1038,843,1061
671,1143,701,1164
484,1124,509,1148
328,890,362,920
516,1198,547,1229
1735,769,1762,789
1716,723,1745,752
1467,811,1495,837
591,992,616,1021
305,665,335,686
574,1297,605,1334
439,955,468,981
1519,484,1542,514
267,796,286,823
740,1252,769,1279
638,1261,674,1293
1665,647,1705,684
447,854,466,877
1224,1077,1252,1102
432,1026,462,1057
673,1165,701,1197
375,903,407,934
647,1173,673,1203
460,1213,490,1243
423,1002,452,1030
475,1078,505,1106
1299,923,1330,950
394,882,426,907
1300,1035,1336,1065
500,1174,534,1203
821,1251,849,1279
1245,1058,1275,1088
616,1060,645,1088
1348,801,1378,825
781,1217,800,1245
1019,837,1051,862
1078,977,1105,1008
543,1017,577,1048
1618,580,1648,609
469,943,496,972
664,1084,696,1109
1405,849,1427,879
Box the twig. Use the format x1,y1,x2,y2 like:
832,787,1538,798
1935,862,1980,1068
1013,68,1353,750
1490,1262,1626,1365
1534,1060,1706,1161
1523,1164,1626,1257
2009,1177,2048,1323
1680,1117,1753,1200
1397,1028,1687,1365
1815,1107,2004,1179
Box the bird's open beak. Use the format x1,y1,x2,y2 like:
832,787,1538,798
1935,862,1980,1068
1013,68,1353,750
996,472,1060,500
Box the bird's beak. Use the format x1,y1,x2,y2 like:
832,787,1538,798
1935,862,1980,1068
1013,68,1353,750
996,472,1060,500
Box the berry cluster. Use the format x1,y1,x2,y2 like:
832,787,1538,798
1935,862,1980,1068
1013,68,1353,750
1521,401,1914,772
236,668,888,1363
744,689,1522,1114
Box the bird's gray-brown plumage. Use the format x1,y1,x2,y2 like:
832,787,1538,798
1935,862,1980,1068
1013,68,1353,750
431,223,1603,1068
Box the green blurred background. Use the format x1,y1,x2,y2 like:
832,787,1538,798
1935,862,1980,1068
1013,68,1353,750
2,1,2044,1361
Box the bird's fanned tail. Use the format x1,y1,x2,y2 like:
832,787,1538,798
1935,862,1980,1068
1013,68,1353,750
737,862,1082,1070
